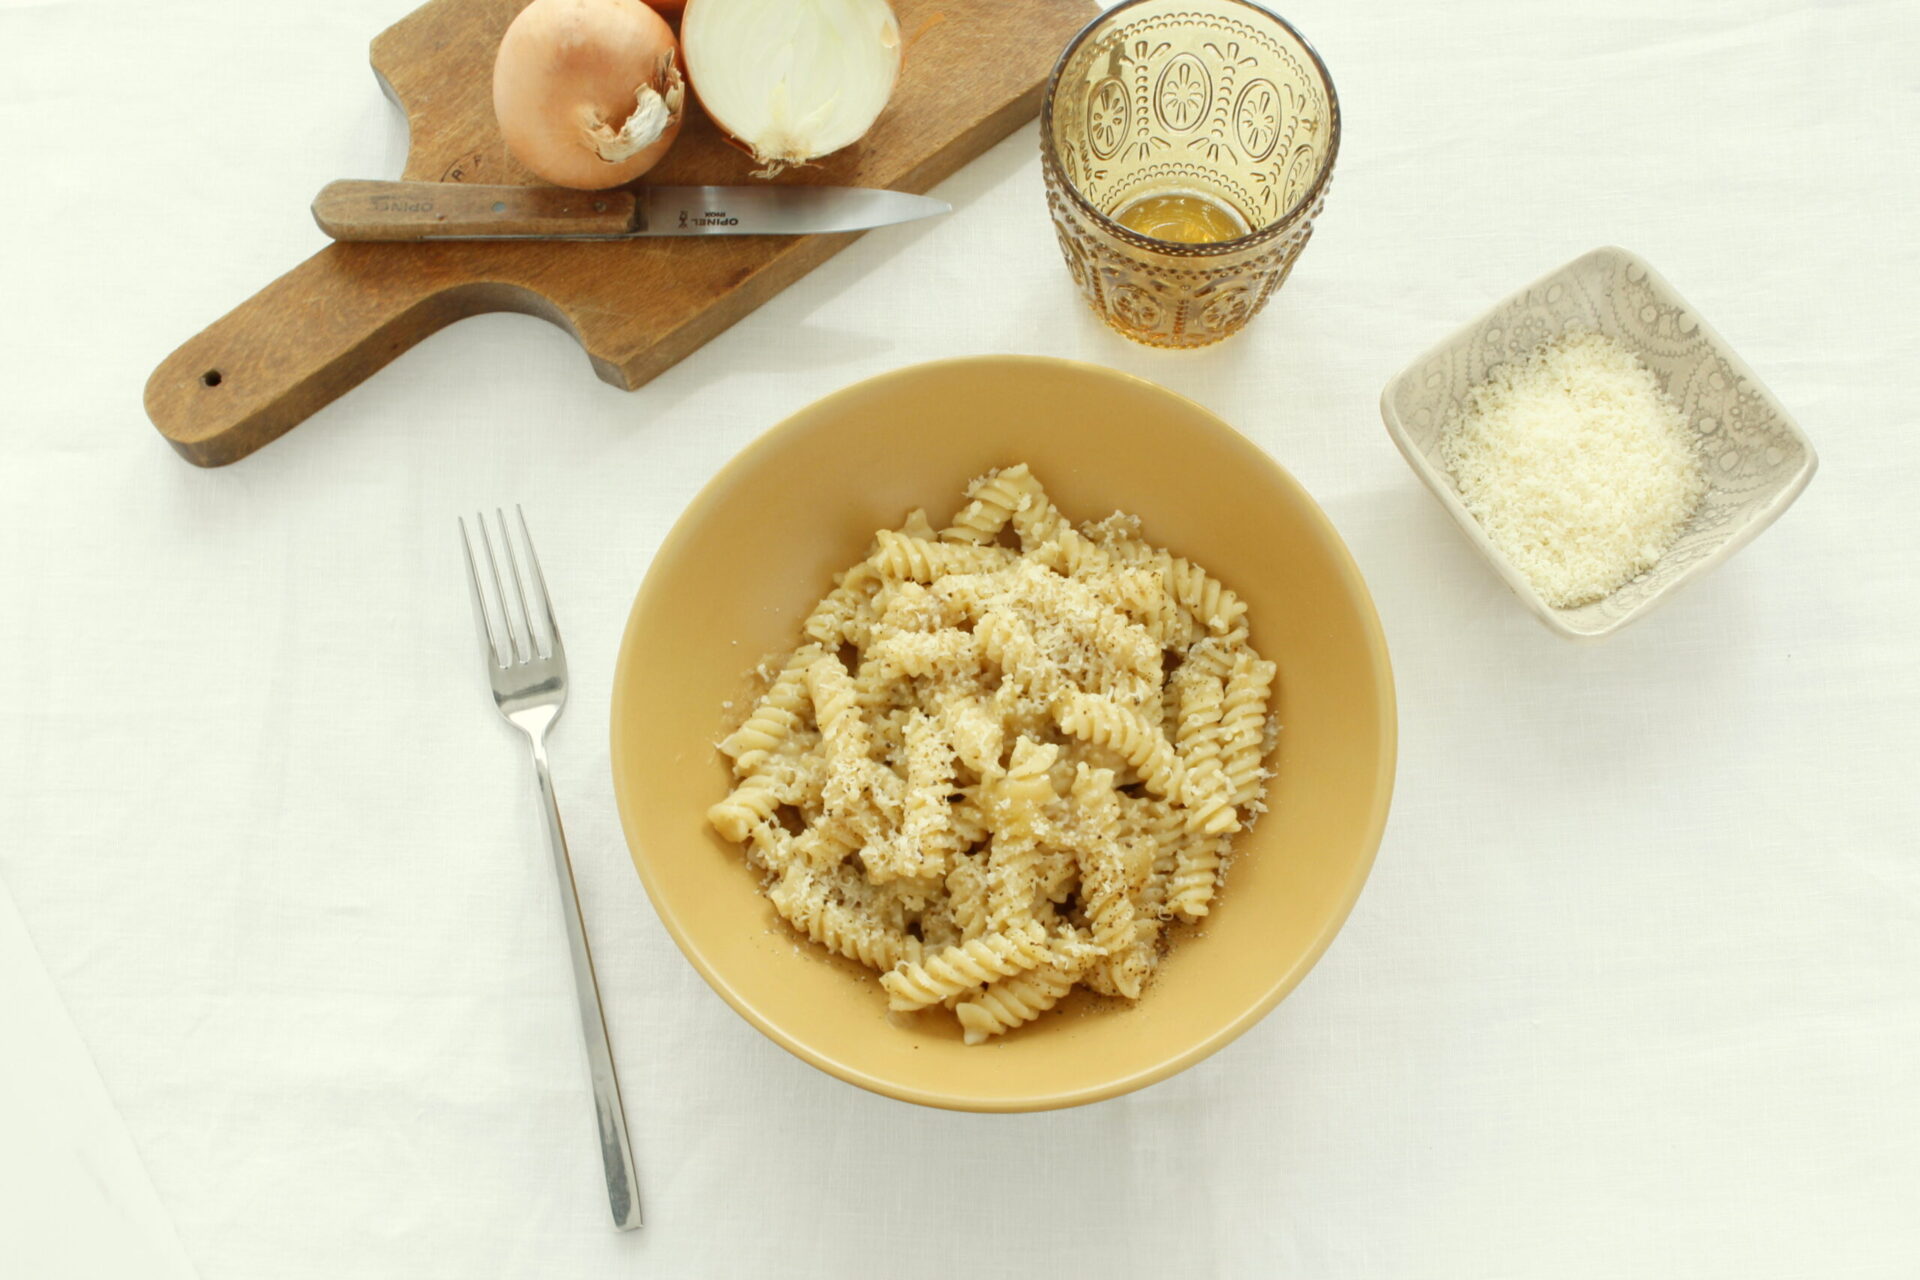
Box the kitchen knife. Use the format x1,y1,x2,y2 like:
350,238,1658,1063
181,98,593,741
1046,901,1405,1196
311,180,950,242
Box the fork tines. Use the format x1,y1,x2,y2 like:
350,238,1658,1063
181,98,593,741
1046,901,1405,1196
459,506,563,669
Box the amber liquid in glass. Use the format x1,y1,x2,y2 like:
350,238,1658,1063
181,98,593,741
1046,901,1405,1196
1110,191,1250,245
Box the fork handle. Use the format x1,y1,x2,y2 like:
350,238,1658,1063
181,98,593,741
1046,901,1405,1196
529,737,642,1230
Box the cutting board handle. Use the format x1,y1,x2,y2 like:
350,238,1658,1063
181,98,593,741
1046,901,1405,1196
144,245,509,467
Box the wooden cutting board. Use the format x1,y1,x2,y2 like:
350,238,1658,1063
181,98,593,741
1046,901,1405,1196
145,0,1097,467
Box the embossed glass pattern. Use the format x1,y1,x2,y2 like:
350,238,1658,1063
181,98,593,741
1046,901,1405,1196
1041,0,1340,347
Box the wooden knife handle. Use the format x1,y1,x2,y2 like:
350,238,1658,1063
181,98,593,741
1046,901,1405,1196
312,180,638,240
144,244,537,466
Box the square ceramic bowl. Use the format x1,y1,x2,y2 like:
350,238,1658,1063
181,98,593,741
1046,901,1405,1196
1379,246,1817,639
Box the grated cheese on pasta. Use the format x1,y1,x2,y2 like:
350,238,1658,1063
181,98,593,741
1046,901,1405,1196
705,465,1277,1043
1439,330,1707,609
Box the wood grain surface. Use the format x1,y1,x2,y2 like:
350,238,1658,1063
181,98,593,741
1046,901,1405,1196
144,0,1097,467
310,181,643,240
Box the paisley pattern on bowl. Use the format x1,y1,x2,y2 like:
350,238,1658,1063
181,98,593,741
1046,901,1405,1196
1381,247,1818,638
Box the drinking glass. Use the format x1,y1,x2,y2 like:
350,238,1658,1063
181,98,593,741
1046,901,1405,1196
1040,0,1341,347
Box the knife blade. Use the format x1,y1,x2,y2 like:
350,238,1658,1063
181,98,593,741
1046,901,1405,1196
311,180,950,242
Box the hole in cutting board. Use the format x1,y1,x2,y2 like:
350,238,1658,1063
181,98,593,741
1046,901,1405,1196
200,370,223,388
492,201,506,213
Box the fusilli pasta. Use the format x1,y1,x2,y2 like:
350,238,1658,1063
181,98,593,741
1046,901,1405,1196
706,466,1277,1041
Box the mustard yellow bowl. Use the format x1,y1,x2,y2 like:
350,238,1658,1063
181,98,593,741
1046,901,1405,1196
610,356,1396,1111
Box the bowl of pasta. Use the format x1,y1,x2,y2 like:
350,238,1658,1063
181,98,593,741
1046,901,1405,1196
610,355,1395,1111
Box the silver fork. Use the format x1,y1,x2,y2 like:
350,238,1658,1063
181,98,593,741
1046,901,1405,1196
459,507,641,1231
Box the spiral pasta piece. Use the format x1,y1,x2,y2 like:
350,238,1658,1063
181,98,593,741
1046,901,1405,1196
1134,844,1171,921
1173,666,1226,760
1179,634,1241,682
1089,565,1186,648
926,571,998,623
940,463,1043,544
803,563,882,648
1036,848,1077,904
945,857,991,942
706,773,785,843
869,529,1011,582
864,628,973,682
1028,524,1113,580
991,737,1059,840
1054,692,1183,798
948,790,992,844
974,608,1053,698
955,966,1076,1043
1079,844,1137,994
1179,757,1239,836
1109,917,1163,997
899,508,938,541
985,833,1044,932
1006,487,1075,550
1220,653,1278,808
865,711,957,883
743,821,794,872
768,866,919,971
873,579,947,633
1164,554,1248,635
807,653,873,820
879,921,1050,1011
720,647,819,770
1168,834,1228,920
807,654,865,750
793,823,859,873
954,936,1096,1044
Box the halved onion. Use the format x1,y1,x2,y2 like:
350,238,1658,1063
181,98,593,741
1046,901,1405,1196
681,0,902,177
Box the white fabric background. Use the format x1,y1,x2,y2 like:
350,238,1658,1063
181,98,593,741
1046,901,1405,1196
3,0,1916,1275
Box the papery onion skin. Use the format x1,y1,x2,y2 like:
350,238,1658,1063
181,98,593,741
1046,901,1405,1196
681,0,902,178
494,0,686,190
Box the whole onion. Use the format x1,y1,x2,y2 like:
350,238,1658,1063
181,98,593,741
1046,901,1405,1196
493,0,686,191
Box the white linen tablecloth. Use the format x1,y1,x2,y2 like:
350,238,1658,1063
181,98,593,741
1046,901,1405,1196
2,0,1916,1275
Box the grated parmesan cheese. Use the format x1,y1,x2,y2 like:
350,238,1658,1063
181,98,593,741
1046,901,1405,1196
1440,330,1707,609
